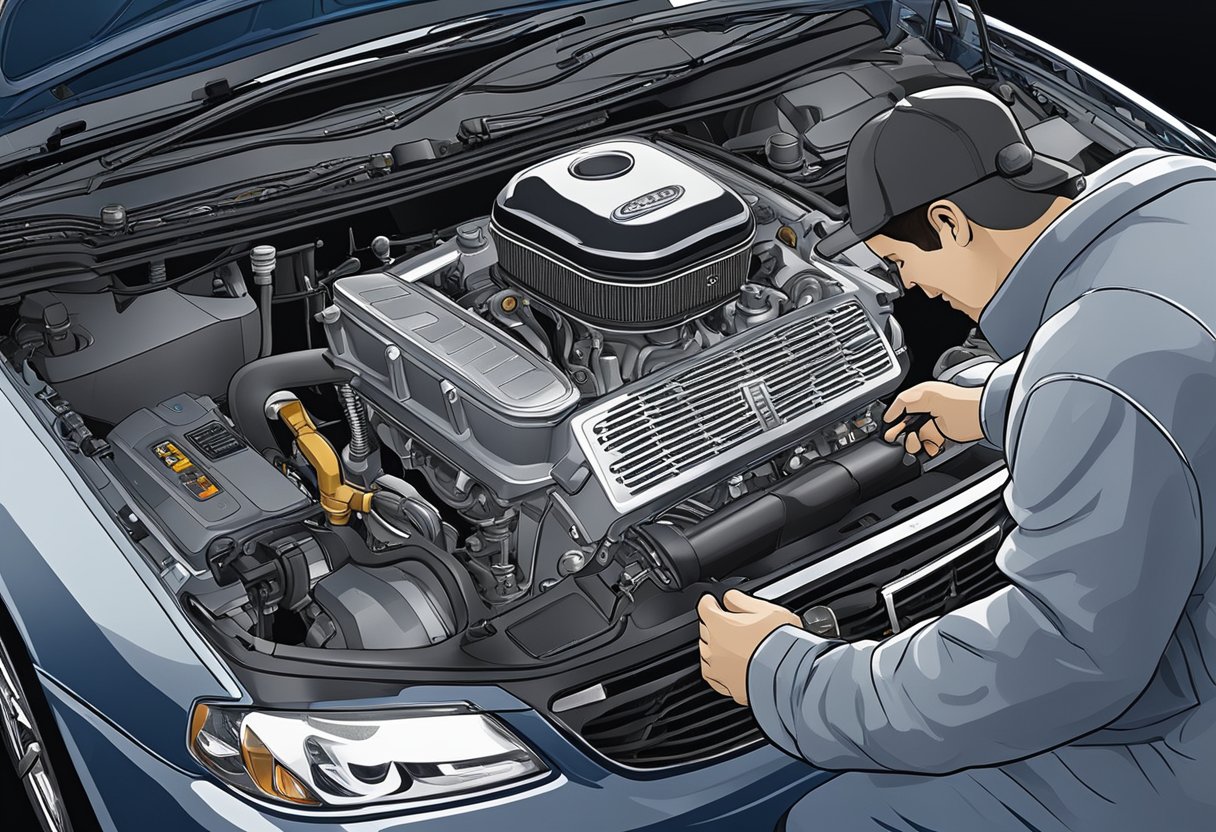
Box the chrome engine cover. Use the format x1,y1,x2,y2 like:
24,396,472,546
490,138,756,330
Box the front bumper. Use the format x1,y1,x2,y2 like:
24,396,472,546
47,678,829,832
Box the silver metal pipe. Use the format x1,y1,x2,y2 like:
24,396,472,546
336,383,371,459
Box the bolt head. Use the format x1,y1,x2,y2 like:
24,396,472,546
100,204,127,230
558,550,587,576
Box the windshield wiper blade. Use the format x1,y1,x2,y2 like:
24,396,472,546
458,108,612,145
451,13,824,146
394,9,822,154
97,10,584,175
126,156,384,231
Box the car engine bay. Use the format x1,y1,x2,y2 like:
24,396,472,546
0,31,1130,764
54,130,920,658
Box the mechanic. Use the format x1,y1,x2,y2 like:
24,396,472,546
698,85,1216,831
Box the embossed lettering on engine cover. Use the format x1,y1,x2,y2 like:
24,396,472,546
611,185,685,221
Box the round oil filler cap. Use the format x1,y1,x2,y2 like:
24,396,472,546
569,151,635,180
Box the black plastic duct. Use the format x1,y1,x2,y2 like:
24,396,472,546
635,440,919,588
227,349,353,458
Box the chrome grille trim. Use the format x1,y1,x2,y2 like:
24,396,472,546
571,299,902,512
881,526,1005,634
565,472,1011,770
491,227,752,329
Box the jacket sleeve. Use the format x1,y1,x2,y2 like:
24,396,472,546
977,355,1021,452
746,377,1202,774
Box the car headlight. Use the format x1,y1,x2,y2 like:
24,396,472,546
189,703,547,808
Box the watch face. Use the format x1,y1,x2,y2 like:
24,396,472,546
801,605,841,638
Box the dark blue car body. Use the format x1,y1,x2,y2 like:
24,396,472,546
0,373,830,830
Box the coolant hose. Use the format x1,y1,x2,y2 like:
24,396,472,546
251,245,277,359
259,283,274,357
227,349,353,459
634,440,919,588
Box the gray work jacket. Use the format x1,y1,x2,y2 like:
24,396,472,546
748,148,1216,780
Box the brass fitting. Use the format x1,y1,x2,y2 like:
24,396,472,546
273,398,373,525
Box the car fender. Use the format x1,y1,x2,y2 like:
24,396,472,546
0,372,242,772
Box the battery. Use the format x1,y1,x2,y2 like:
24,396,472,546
108,393,313,571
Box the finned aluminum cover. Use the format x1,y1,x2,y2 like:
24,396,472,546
570,299,901,512
331,273,579,419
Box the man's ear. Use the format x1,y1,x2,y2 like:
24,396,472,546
927,200,972,248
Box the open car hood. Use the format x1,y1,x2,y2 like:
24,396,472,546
0,0,589,139
0,1,957,157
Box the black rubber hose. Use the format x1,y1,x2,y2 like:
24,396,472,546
227,349,353,458
258,283,274,358
636,440,919,588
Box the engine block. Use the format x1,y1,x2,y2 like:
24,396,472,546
321,135,908,554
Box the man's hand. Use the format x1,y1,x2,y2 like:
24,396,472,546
699,590,801,705
883,381,984,456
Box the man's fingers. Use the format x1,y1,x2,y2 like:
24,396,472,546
699,622,711,645
905,431,923,455
883,420,907,444
697,592,724,621
883,386,926,424
882,400,907,425
919,419,946,448
722,589,762,614
702,672,731,698
919,420,946,456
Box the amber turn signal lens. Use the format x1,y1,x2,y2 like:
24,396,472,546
273,763,319,805
189,703,209,748
242,725,320,806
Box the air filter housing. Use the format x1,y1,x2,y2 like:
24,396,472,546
490,139,756,330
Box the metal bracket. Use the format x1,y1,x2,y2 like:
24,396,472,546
440,380,469,435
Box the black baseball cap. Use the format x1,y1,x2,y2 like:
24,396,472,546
815,85,1083,259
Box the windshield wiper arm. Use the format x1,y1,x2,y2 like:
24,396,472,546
97,11,584,175
451,13,825,146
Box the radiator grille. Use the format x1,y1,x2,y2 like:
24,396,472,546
492,229,751,329
590,301,892,499
568,495,1011,769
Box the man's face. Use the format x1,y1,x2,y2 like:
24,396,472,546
865,231,993,321
863,200,1002,321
